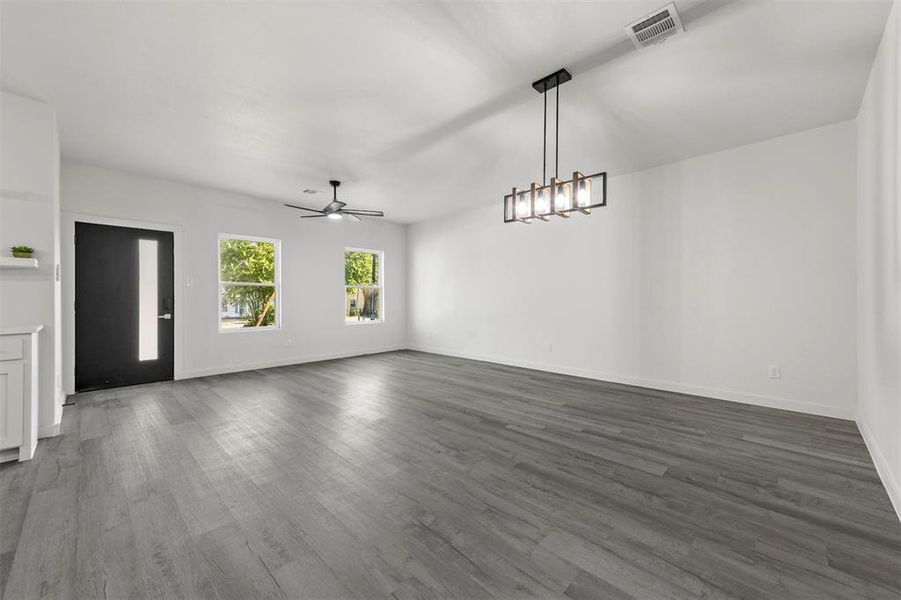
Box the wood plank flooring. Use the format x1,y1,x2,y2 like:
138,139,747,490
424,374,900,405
2,350,899,599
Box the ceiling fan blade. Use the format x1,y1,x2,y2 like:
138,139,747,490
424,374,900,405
324,200,346,213
342,213,362,223
300,214,327,218
284,203,325,214
342,210,384,217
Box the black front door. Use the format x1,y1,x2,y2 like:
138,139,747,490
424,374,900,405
75,222,174,391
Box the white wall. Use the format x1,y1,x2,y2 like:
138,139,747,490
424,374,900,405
61,162,406,389
0,92,63,437
857,0,900,520
408,121,858,420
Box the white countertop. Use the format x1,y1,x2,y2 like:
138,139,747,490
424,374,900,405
0,325,44,335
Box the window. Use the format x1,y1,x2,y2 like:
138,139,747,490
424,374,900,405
345,249,383,324
219,235,280,331
138,238,159,359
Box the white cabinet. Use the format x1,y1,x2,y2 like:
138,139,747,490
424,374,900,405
0,326,41,462
0,360,24,450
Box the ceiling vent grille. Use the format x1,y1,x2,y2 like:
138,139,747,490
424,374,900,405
626,2,684,49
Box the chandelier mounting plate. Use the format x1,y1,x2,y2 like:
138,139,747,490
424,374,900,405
532,68,572,94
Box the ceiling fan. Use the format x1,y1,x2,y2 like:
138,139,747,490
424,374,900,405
284,180,384,222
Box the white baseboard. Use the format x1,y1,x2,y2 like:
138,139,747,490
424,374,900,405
407,345,855,421
177,345,406,380
856,414,901,523
38,422,60,439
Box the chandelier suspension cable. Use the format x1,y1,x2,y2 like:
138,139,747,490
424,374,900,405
555,78,560,180
542,89,547,186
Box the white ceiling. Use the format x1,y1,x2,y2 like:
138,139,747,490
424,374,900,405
1,1,891,223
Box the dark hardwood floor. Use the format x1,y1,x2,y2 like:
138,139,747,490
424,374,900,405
2,350,899,599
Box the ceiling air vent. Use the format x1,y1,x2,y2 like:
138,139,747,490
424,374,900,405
626,2,684,49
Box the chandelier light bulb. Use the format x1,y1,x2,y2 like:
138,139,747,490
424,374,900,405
516,193,529,219
577,179,591,207
556,184,570,210
535,189,548,213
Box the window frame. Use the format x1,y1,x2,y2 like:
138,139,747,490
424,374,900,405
344,247,384,326
218,233,282,333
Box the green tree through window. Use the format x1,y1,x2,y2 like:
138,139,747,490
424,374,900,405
345,250,382,322
220,237,279,329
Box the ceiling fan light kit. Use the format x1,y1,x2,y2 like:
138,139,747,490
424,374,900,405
503,68,607,224
284,180,385,222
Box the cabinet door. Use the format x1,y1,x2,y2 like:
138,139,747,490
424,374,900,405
0,360,24,450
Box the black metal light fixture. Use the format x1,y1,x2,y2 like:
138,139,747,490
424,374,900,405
503,68,607,223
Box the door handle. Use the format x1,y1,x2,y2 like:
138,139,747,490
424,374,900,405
158,313,172,320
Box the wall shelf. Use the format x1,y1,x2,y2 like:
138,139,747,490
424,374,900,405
0,257,39,269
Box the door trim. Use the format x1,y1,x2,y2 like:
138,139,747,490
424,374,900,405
62,212,184,394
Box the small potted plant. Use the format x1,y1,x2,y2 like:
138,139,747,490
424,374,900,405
11,245,34,259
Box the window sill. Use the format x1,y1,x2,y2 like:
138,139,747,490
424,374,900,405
218,326,282,334
345,320,384,326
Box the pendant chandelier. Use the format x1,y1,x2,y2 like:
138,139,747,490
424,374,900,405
503,68,607,223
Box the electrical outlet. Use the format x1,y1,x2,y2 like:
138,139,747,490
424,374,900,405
767,365,781,379
545,342,553,353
